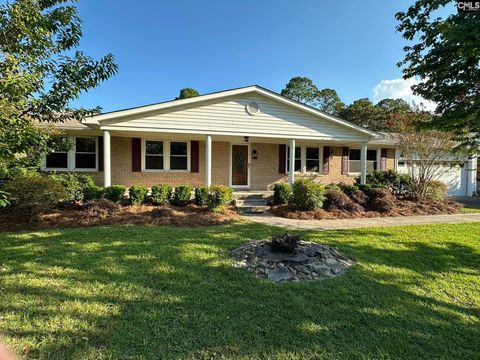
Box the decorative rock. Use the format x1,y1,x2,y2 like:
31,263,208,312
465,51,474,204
230,240,354,283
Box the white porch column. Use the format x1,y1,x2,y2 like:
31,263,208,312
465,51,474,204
360,142,367,185
103,130,111,187
205,134,212,186
289,139,296,186
466,155,477,196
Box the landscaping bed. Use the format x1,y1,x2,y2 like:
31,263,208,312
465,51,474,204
0,203,239,232
271,198,462,220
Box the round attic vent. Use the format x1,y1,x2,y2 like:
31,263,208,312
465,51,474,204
246,102,260,115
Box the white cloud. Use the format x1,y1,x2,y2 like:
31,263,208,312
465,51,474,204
373,77,437,112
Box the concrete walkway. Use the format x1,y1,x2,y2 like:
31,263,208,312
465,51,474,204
242,212,480,231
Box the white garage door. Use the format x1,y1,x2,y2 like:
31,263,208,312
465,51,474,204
397,161,468,197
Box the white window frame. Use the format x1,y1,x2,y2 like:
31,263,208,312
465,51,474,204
142,139,190,172
43,136,98,172
286,145,323,174
348,148,378,175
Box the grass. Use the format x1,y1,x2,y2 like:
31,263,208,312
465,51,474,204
460,206,480,213
0,222,479,359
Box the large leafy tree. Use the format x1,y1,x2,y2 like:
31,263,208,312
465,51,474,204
396,0,480,147
281,77,344,115
339,98,384,130
175,87,199,100
0,0,118,179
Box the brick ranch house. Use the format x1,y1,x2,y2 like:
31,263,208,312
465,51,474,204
42,85,477,196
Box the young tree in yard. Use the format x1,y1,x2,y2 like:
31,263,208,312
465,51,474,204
0,0,118,180
396,1,480,148
175,88,199,100
395,122,463,200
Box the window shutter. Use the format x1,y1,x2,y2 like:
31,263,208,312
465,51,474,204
98,136,104,171
380,148,388,171
191,140,199,173
279,144,286,174
132,138,141,172
341,147,349,175
322,146,330,175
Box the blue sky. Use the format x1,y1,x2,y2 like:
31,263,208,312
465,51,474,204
71,0,440,112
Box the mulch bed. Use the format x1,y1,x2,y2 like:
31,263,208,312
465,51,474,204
0,204,240,232
270,199,463,220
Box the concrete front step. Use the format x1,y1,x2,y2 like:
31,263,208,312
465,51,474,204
235,198,270,214
236,205,271,214
235,199,268,206
233,191,273,200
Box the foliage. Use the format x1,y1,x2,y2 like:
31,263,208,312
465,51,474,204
172,185,193,206
129,185,148,205
2,174,66,221
0,190,10,207
395,127,464,199
366,188,396,212
362,170,411,197
337,182,359,196
194,186,209,206
323,189,363,212
272,183,292,205
426,180,448,201
175,88,199,100
270,233,300,254
50,173,95,201
81,199,119,221
281,77,344,115
325,183,341,191
292,179,325,211
83,184,103,201
103,185,127,204
206,185,233,212
0,0,117,182
151,184,172,205
396,1,480,148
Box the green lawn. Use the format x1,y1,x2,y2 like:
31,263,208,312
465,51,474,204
0,222,479,359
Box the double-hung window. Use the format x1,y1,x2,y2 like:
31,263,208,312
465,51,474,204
349,149,377,173
306,147,320,172
45,137,69,169
145,141,164,170
170,142,188,170
286,146,301,172
75,137,97,169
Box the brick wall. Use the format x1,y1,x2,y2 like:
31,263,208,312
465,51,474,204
87,137,396,189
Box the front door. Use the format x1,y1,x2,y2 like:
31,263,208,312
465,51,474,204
231,145,249,186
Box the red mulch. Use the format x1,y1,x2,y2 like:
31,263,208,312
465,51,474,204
270,199,463,220
0,204,240,232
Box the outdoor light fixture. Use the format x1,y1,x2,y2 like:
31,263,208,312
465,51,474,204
244,136,249,142
252,149,258,159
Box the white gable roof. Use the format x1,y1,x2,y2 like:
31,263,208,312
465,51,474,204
84,85,382,141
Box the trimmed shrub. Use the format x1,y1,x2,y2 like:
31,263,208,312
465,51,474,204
206,185,233,212
172,185,192,206
292,179,325,211
270,233,300,254
360,170,410,197
325,183,341,191
426,180,448,201
350,189,369,206
129,185,148,205
366,188,396,212
273,183,292,205
151,184,172,205
103,185,127,204
83,185,103,201
338,182,359,196
81,199,119,221
323,189,363,212
50,173,96,202
194,186,209,206
2,174,66,221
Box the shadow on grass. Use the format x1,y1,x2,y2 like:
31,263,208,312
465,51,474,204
0,222,479,359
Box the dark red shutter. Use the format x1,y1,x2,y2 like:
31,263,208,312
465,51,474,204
380,148,388,171
191,140,199,173
341,147,349,175
132,138,141,172
322,146,330,175
279,144,286,174
98,136,104,171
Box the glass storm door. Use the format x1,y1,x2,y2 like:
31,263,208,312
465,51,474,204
231,145,248,186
